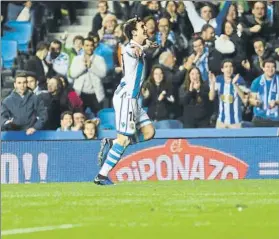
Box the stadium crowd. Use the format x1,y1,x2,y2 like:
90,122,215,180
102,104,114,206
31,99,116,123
1,0,279,138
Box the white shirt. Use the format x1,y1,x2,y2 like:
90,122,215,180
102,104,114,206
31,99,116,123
17,7,31,21
115,40,146,99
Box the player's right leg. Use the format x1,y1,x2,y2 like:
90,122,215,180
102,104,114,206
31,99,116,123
94,96,136,185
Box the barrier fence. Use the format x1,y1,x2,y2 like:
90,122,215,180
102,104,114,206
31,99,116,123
1,128,279,184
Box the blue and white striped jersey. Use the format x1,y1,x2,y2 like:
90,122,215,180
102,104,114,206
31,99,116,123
216,75,248,124
115,40,146,99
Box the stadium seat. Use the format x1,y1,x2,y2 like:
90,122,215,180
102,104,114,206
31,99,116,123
3,21,32,53
97,108,116,127
98,123,116,130
1,40,17,69
154,120,184,129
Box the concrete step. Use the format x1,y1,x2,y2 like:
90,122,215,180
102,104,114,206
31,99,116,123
77,8,97,16
77,15,93,26
47,32,89,48
59,24,91,33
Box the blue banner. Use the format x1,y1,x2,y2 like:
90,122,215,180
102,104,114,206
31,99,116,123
1,136,279,184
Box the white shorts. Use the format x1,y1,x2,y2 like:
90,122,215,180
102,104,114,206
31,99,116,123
113,93,152,136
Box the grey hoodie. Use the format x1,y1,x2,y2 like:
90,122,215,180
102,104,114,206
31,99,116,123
1,90,48,130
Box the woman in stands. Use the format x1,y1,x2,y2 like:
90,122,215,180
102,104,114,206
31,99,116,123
180,67,212,128
142,65,175,122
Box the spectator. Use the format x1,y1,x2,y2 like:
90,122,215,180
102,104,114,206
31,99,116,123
181,67,212,128
144,16,156,42
113,1,130,22
71,111,86,131
45,39,70,77
97,13,118,42
58,75,83,111
184,1,231,33
249,59,279,127
61,34,84,67
250,38,273,79
24,41,50,90
26,71,46,95
209,59,248,129
240,1,274,57
1,72,47,134
92,0,109,35
70,37,106,115
40,76,74,130
83,119,99,140
176,1,194,40
57,111,73,131
142,65,175,121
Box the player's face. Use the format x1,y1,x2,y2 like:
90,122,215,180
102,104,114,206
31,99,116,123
263,62,276,78
221,62,234,77
153,68,164,84
135,21,148,42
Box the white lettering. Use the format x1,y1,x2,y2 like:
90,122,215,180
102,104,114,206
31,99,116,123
131,161,141,181
138,159,155,181
116,167,133,181
190,156,205,180
1,153,19,184
221,166,239,179
22,153,33,183
38,153,48,183
208,159,224,180
156,155,172,180
173,154,190,180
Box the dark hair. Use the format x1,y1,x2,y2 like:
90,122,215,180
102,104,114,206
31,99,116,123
183,67,203,92
262,58,276,68
124,17,142,40
222,20,237,35
83,119,99,139
201,23,214,32
49,76,64,95
51,39,62,49
25,71,37,79
60,111,73,120
73,35,84,44
192,37,204,45
253,37,266,47
98,0,108,9
221,59,234,68
83,37,94,44
143,16,156,24
36,41,49,52
15,71,28,80
148,65,165,85
165,1,178,11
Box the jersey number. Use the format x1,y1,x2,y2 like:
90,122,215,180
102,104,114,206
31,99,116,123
129,112,135,122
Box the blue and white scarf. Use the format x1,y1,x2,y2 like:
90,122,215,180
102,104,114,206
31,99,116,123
258,74,279,118
196,47,209,81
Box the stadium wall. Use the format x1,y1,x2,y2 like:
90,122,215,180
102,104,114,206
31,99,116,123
1,128,279,184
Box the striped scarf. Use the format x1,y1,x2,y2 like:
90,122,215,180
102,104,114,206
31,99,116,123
258,74,279,118
196,48,209,81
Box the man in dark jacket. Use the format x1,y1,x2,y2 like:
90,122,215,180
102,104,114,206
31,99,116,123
24,41,50,90
1,72,48,134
